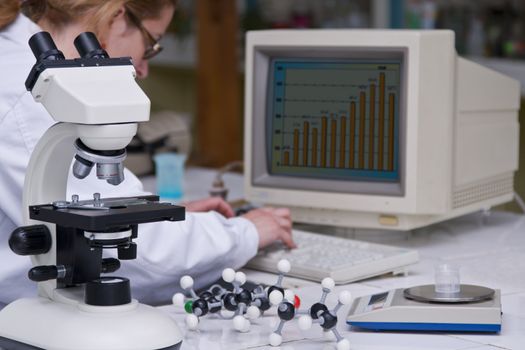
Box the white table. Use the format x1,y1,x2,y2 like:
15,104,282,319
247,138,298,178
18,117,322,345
144,168,525,350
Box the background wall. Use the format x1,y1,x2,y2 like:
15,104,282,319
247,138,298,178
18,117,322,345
139,67,196,117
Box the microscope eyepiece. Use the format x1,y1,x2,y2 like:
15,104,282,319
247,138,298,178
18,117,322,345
28,32,65,61
74,32,109,59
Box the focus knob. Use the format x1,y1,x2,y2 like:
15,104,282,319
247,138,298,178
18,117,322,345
9,225,52,255
28,265,65,282
118,242,137,260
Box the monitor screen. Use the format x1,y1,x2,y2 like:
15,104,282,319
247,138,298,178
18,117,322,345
250,49,406,197
268,59,402,183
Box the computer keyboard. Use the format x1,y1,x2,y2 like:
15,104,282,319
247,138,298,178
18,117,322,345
246,229,419,284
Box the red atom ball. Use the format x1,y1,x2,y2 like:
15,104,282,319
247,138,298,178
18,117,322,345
294,295,301,309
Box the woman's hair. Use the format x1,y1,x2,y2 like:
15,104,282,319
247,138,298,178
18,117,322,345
1,0,177,33
0,0,20,29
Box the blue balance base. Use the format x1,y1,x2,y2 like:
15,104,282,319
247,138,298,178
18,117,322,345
347,321,501,333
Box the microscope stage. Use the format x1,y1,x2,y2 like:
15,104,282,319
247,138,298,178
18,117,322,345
29,195,185,231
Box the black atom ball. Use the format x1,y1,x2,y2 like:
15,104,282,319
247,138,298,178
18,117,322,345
277,301,295,321
310,302,328,319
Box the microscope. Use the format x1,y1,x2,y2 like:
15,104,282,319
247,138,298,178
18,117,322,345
0,32,184,349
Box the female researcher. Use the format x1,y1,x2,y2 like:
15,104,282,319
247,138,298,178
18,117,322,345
0,0,294,305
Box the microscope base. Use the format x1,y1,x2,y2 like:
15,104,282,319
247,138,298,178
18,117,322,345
0,297,183,350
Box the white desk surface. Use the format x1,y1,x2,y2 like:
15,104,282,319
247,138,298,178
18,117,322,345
144,168,525,350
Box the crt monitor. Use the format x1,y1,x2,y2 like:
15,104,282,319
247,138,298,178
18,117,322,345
243,30,521,231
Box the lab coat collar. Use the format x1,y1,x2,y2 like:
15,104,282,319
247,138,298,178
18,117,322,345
1,14,41,48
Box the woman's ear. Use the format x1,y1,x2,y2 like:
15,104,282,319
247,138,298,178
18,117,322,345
109,5,128,34
99,5,128,48
112,6,127,23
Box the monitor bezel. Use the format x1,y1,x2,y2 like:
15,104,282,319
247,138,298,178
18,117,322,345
251,46,408,197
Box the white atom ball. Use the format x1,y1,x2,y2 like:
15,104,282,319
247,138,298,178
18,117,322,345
222,268,236,283
172,293,185,307
180,276,194,290
337,338,351,350
185,314,199,330
321,277,335,290
284,289,295,302
233,315,246,331
298,315,313,330
235,271,247,285
241,319,251,333
246,305,261,319
277,259,291,273
220,309,235,319
269,333,282,347
269,290,284,305
338,290,352,305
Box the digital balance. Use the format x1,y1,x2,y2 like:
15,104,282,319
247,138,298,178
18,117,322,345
347,265,501,333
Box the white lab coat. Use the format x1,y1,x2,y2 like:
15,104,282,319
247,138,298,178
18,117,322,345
0,14,258,305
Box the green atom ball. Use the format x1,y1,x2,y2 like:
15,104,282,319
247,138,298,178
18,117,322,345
184,300,193,314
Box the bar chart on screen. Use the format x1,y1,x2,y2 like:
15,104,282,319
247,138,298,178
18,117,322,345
270,60,401,182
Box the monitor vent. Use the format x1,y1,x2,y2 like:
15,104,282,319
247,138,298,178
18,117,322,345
453,175,514,209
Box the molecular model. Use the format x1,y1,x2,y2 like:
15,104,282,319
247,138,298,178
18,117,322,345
172,259,294,332
269,277,352,350
172,260,351,350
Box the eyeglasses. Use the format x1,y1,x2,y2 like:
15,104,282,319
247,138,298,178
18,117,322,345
126,10,163,60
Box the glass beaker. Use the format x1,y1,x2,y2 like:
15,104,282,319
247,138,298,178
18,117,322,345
153,153,186,200
434,264,460,294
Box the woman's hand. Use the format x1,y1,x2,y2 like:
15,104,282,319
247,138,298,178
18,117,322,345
183,197,235,218
242,207,296,249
